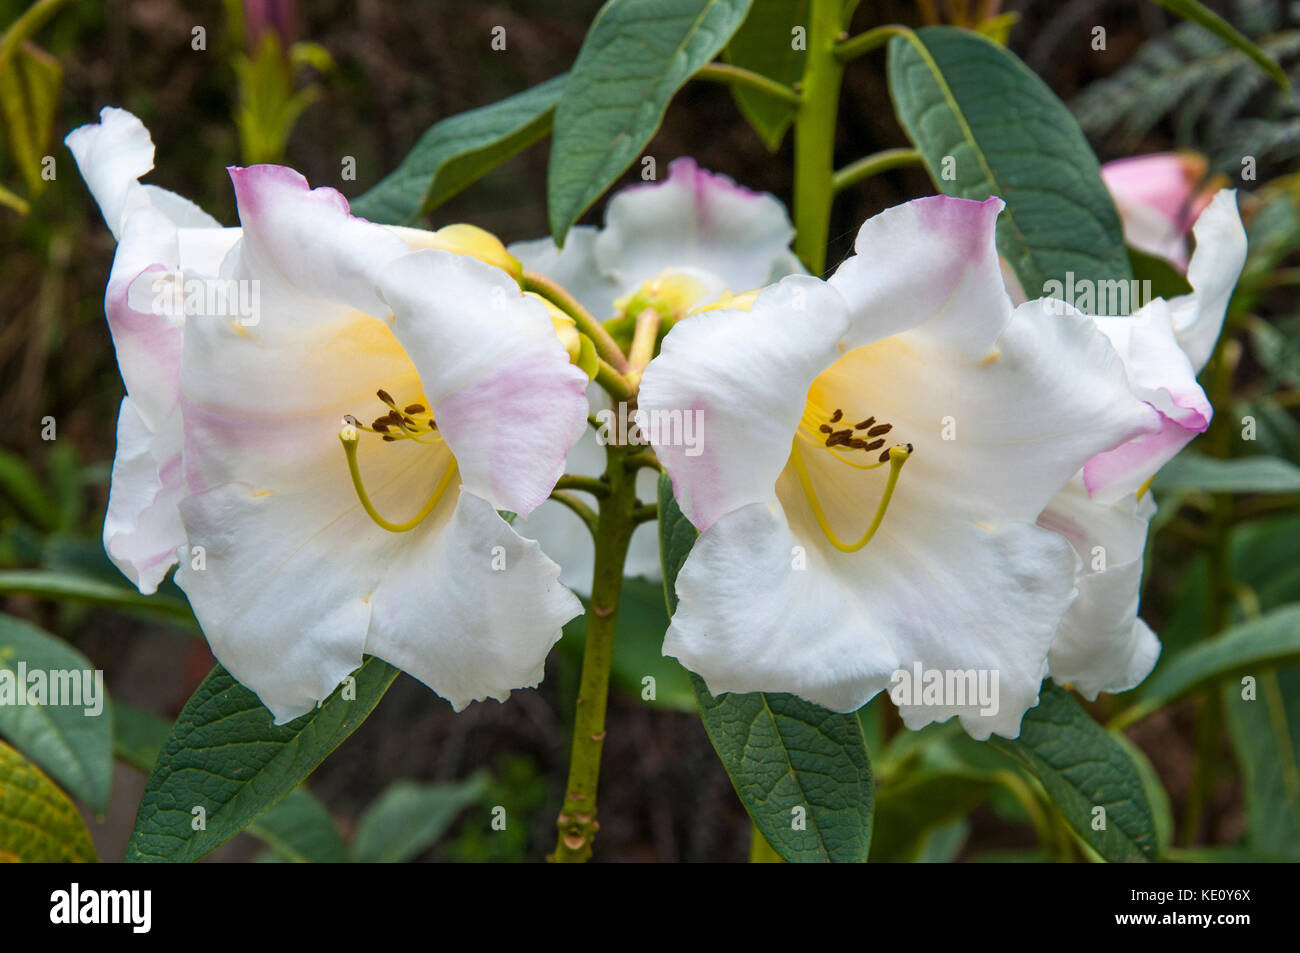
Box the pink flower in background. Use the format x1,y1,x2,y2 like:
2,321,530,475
1101,152,1219,271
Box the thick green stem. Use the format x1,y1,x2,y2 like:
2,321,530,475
792,0,846,276
550,442,639,862
834,23,913,63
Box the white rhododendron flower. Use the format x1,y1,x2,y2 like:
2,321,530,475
641,196,1168,739
508,158,801,590
69,108,588,723
1039,190,1247,698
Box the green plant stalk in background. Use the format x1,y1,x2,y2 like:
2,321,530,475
791,0,845,275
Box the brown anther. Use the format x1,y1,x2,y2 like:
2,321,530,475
371,420,390,432
830,409,843,423
404,403,425,414
376,389,396,406
847,438,867,449
862,438,885,452
854,417,875,430
381,435,396,442
819,424,833,434
878,449,891,463
867,423,892,437
825,429,853,447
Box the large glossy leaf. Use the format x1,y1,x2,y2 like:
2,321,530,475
0,613,112,812
548,0,753,245
350,73,567,225
989,682,1157,861
0,740,96,862
247,787,349,863
126,658,398,862
353,775,487,862
658,473,873,862
723,0,808,150
1147,0,1288,90
1152,452,1300,493
888,26,1131,307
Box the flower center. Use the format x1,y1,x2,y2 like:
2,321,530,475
338,388,457,533
790,403,912,553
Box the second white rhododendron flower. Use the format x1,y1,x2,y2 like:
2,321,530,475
641,196,1168,739
69,108,588,723
508,159,801,590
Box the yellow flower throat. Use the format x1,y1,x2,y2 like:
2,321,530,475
339,388,457,533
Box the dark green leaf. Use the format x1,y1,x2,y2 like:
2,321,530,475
1152,452,1300,493
246,787,349,863
126,658,397,862
1139,604,1300,710
353,775,487,862
0,613,112,812
658,473,873,862
989,682,1157,861
1128,246,1193,300
723,0,808,150
112,703,171,774
1223,667,1300,859
350,73,567,225
548,0,753,245
888,26,1131,308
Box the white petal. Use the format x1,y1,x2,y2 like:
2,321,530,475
364,491,582,711
829,195,1014,351
375,250,590,518
102,399,185,594
666,493,1079,739
1169,190,1247,372
638,275,849,529
1040,479,1161,698
596,157,797,293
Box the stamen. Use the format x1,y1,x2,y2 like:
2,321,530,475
830,409,843,423
866,423,892,436
339,426,457,533
790,440,911,554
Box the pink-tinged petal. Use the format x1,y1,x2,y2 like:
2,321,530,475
1084,412,1199,500
227,164,411,320
375,250,590,518
596,157,798,294
829,195,1014,352
1169,190,1248,372
103,398,186,594
639,275,849,530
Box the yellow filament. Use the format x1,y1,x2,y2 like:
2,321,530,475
789,439,910,553
340,429,458,533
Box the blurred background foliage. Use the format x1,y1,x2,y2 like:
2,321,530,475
1,0,1298,861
